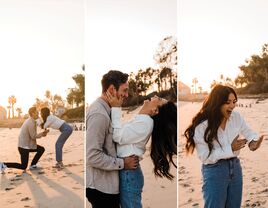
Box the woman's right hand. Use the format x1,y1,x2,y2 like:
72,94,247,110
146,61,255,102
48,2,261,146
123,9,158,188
231,135,247,151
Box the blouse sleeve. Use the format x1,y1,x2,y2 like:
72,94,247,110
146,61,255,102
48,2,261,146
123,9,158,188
111,107,153,145
237,112,259,142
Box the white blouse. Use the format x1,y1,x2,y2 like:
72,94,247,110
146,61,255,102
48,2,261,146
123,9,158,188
111,107,154,158
44,115,65,130
194,111,258,164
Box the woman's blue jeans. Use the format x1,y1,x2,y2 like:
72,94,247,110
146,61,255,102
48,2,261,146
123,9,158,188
56,123,73,162
202,157,242,208
119,165,144,208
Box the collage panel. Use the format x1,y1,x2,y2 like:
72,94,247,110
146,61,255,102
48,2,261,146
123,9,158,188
0,0,85,207
179,1,268,207
85,0,178,208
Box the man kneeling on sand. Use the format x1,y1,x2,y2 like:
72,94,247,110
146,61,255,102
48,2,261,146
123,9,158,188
0,107,48,173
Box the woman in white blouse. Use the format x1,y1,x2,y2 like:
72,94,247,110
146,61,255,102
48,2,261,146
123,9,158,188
107,93,177,208
184,84,264,208
40,107,73,169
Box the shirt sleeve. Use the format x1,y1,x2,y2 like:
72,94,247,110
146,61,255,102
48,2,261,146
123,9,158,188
111,107,153,145
44,116,53,129
238,112,259,142
194,123,235,164
86,113,124,170
28,120,38,140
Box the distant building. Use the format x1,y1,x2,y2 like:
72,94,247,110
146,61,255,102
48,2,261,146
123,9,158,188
0,106,7,120
178,81,191,96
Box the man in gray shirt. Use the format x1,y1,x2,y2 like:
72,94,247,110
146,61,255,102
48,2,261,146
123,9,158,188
86,70,138,208
0,107,48,172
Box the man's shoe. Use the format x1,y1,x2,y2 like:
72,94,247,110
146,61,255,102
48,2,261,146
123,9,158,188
29,164,42,170
0,162,7,174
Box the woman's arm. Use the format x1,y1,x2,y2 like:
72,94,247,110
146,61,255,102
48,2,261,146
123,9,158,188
111,107,153,145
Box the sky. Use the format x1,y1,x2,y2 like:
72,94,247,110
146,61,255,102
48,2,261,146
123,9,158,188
85,0,177,105
179,0,268,92
0,0,84,114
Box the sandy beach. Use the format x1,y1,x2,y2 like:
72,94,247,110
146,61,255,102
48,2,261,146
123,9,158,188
86,107,177,208
179,99,268,207
0,125,84,208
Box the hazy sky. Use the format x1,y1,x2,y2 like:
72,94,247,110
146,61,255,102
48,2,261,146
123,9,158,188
85,0,177,104
179,0,268,91
0,0,84,114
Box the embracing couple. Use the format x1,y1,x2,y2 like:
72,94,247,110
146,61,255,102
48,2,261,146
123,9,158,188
0,106,73,173
86,70,177,208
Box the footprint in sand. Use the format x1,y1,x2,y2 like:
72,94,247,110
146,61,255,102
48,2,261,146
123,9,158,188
10,178,22,181
259,188,268,193
251,177,259,182
189,188,195,193
192,203,199,207
181,183,190,188
21,197,31,201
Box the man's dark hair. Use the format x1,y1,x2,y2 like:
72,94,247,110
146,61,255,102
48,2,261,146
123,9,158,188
28,107,37,117
101,70,129,93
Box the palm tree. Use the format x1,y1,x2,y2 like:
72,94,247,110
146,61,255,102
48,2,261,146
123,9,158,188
8,95,17,118
7,106,11,119
192,78,198,94
16,107,22,118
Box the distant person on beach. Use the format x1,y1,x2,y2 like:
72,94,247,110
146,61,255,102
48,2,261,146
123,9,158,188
0,107,48,173
40,107,73,169
106,91,177,208
184,84,264,208
86,70,139,208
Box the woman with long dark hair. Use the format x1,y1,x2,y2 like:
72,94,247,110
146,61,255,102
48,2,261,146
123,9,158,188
40,107,73,169
106,93,177,208
184,84,264,208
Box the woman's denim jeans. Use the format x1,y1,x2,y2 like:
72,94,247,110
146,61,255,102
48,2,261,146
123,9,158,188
119,165,144,208
56,122,73,162
202,157,242,208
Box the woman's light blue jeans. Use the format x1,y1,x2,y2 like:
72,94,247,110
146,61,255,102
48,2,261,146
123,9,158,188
119,165,144,208
202,157,242,208
56,123,73,162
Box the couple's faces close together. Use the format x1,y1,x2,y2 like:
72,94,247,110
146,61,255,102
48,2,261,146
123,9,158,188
221,93,237,120
108,82,167,116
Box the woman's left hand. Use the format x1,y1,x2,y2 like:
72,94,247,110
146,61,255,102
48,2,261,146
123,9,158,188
248,135,265,151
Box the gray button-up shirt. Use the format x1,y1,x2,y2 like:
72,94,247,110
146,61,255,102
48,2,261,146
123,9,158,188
86,97,124,194
18,117,38,149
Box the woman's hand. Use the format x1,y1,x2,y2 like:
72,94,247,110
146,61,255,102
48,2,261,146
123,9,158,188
248,135,265,151
231,135,247,151
106,91,123,107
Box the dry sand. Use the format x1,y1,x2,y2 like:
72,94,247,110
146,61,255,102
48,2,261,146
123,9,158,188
0,125,84,208
86,107,177,208
179,99,268,208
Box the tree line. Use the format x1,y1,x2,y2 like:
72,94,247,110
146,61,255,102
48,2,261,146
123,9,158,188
6,69,84,119
125,36,177,106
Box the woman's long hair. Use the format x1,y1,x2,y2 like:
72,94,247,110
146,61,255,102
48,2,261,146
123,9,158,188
184,85,237,156
151,101,177,180
40,107,50,129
